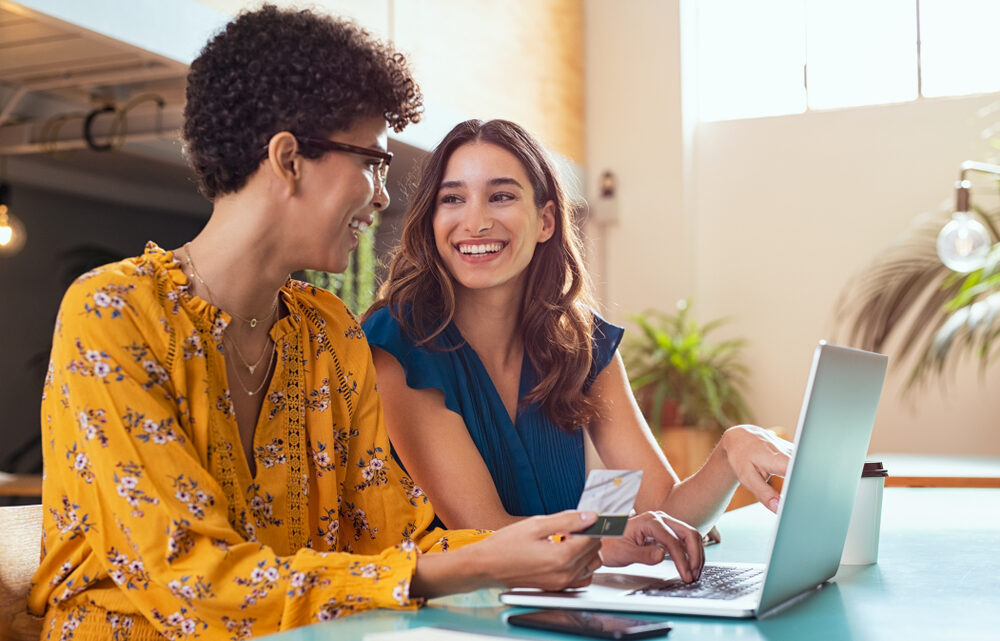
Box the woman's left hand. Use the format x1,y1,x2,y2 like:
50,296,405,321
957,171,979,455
599,511,704,582
721,425,793,513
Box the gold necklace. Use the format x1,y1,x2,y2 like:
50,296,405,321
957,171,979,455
182,242,282,396
224,333,271,375
183,242,279,329
227,342,277,397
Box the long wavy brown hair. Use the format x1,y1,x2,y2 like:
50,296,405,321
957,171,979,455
365,119,598,432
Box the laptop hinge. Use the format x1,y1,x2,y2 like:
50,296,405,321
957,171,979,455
756,581,829,619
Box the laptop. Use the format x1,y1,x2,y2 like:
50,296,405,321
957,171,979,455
500,341,888,618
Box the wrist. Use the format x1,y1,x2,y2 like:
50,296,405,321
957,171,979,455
715,427,742,485
456,541,493,588
720,425,755,460
411,544,489,599
718,427,732,455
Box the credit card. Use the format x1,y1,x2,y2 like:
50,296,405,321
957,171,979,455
576,469,642,537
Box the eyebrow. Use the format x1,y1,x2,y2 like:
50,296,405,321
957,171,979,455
439,177,524,190
356,138,387,154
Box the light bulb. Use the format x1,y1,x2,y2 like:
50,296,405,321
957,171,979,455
0,204,27,256
937,211,990,272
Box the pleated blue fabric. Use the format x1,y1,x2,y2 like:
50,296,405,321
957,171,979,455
363,307,624,517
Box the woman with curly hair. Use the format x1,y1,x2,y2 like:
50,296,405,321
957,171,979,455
363,119,792,569
29,8,609,639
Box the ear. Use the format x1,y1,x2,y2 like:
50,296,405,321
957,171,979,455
537,200,556,243
266,132,301,196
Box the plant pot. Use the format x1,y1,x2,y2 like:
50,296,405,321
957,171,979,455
656,425,721,482
657,425,786,512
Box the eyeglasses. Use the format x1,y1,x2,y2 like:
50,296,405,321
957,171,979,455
256,136,393,187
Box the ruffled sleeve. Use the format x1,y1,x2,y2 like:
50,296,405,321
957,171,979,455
586,312,625,390
362,307,463,417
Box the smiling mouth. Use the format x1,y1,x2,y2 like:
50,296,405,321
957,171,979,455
456,241,507,256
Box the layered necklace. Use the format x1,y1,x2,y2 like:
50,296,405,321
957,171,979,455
183,242,281,396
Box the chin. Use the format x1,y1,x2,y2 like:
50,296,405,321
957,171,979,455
324,247,353,274
304,258,348,276
455,277,503,291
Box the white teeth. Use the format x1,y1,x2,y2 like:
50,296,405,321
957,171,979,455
459,242,504,255
349,220,370,233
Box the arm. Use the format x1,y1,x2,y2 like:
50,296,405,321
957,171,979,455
412,511,604,597
39,281,433,634
588,352,791,532
373,346,704,582
370,346,518,530
360,349,600,598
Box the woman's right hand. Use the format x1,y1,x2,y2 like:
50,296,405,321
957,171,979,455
479,510,604,591
599,510,704,582
721,425,792,512
412,510,603,598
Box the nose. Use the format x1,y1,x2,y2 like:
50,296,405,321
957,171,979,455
463,203,493,234
371,179,390,211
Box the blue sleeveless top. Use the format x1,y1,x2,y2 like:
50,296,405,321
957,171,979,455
363,307,624,517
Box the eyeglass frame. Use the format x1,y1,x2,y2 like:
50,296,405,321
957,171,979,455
255,136,393,187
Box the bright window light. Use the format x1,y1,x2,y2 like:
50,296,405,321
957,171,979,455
805,0,918,110
696,0,806,122
694,0,1000,123
920,0,1000,97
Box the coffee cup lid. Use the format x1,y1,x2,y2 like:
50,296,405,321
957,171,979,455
862,461,888,477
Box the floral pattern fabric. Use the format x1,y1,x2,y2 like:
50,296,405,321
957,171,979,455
29,243,486,640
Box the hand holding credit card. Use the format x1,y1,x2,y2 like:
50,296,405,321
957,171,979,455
576,469,642,537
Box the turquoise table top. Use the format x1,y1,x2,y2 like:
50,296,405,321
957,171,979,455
265,488,1000,640
873,453,1000,478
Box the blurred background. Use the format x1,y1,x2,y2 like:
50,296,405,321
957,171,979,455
2,0,998,503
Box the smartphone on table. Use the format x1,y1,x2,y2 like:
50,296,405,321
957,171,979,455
506,609,671,640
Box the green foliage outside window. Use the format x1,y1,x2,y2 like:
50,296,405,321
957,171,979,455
302,214,380,315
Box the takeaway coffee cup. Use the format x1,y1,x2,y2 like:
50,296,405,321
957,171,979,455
840,461,889,565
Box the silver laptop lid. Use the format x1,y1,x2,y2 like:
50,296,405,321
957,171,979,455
756,342,887,616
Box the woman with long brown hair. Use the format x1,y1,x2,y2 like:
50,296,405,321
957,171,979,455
364,119,791,571
30,14,613,638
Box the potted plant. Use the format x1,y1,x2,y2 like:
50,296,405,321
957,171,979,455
622,300,754,480
837,186,1000,387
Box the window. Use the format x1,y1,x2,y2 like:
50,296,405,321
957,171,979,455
695,0,805,122
919,0,1000,97
695,0,1000,122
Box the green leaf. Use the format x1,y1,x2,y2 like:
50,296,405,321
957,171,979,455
836,199,1000,390
624,301,753,431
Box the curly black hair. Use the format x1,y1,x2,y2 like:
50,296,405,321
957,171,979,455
182,4,422,200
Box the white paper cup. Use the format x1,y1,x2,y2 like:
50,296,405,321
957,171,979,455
840,461,888,565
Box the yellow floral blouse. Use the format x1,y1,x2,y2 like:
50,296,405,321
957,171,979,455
28,243,486,640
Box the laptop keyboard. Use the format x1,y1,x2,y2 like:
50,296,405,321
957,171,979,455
629,565,764,600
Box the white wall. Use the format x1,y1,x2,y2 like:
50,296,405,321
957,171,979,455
695,97,1000,456
586,0,1000,455
584,0,692,311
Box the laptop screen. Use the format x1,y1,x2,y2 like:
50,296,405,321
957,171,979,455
756,342,887,615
